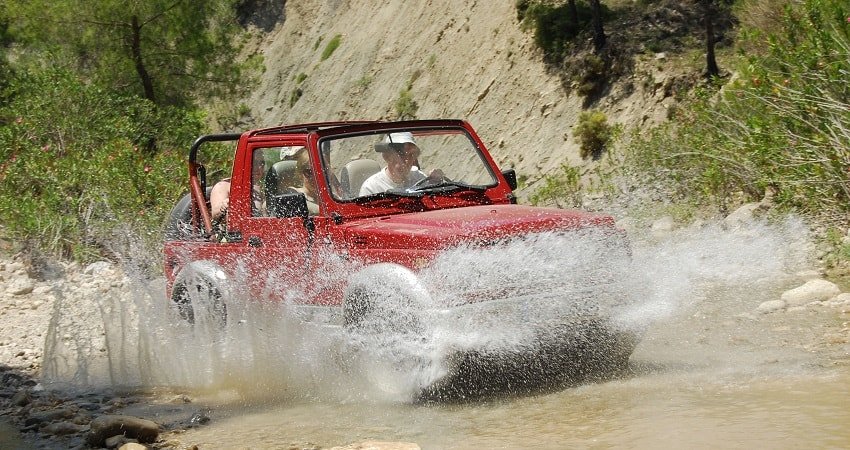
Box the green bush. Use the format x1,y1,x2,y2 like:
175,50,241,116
395,88,418,120
625,0,850,221
518,0,596,60
529,164,582,208
0,68,204,260
574,110,614,159
320,34,342,61
574,53,608,97
289,87,303,107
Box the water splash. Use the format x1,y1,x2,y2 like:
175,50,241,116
41,217,813,402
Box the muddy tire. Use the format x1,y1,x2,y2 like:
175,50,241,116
171,279,227,331
342,264,431,337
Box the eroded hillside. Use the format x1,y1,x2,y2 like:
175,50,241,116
236,0,691,198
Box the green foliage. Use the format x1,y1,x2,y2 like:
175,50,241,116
574,53,607,97
0,68,204,260
394,88,418,120
517,0,597,59
294,72,308,84
289,87,303,107
529,164,583,208
626,0,850,220
574,110,614,159
320,34,342,61
7,0,255,108
355,76,372,90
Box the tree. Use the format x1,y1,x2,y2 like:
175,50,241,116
589,0,606,53
8,0,256,108
702,0,720,77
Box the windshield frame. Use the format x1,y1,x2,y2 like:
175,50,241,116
309,120,514,219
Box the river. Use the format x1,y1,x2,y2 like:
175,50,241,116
36,218,850,448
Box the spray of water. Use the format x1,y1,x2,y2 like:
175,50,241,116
41,217,813,403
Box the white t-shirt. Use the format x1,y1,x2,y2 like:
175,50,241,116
359,167,426,196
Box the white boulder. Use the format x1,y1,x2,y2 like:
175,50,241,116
780,279,842,307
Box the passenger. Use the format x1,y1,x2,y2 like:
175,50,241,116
210,150,267,225
359,132,442,196
293,148,320,215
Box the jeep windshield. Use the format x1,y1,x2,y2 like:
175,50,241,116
319,127,499,203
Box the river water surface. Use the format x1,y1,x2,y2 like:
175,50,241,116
42,219,850,448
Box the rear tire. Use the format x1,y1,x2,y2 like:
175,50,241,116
171,279,227,331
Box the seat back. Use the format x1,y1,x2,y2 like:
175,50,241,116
340,158,381,198
266,160,299,196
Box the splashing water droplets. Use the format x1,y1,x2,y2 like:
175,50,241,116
41,217,813,403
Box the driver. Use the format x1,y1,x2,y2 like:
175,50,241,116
359,132,440,196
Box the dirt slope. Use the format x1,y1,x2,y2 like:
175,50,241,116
239,0,678,197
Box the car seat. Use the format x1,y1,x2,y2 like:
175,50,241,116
265,160,299,196
340,158,381,198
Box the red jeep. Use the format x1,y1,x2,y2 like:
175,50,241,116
163,119,638,396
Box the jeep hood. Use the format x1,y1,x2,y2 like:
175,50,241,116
340,204,616,250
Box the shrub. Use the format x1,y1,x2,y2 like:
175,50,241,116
320,34,342,61
574,53,608,98
529,164,582,208
0,68,204,260
289,87,303,107
395,88,418,120
624,0,850,222
574,110,614,159
517,0,596,60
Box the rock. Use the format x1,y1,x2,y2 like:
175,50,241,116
651,216,675,234
10,389,31,406
330,442,421,450
757,300,786,314
780,279,842,307
42,421,87,436
83,261,113,276
25,407,76,426
169,394,192,404
106,434,138,448
7,278,34,296
118,443,148,450
87,415,160,446
826,293,850,306
724,202,766,227
795,270,822,280
32,285,53,296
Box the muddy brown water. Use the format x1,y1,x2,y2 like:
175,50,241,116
144,301,850,449
32,220,850,448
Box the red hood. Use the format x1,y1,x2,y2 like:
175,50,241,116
340,204,616,250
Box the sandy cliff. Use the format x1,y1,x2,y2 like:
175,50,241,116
237,0,677,197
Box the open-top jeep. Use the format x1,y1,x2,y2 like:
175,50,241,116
163,119,638,396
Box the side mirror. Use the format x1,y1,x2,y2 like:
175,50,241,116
269,192,309,219
501,168,518,191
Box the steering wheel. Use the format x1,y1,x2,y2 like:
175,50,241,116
407,176,436,191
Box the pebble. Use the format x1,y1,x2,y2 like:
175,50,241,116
757,300,785,314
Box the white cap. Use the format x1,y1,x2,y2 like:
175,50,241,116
384,132,416,145
279,146,305,159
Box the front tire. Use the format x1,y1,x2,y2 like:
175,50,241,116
342,264,431,337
